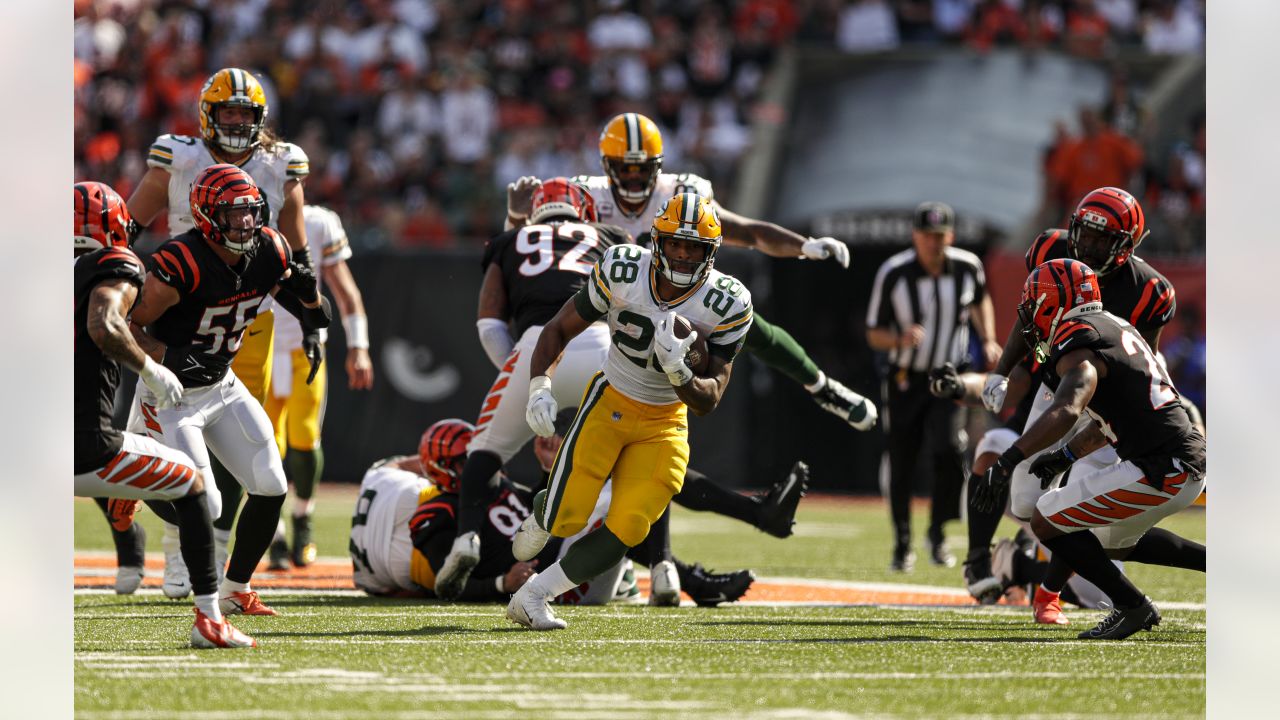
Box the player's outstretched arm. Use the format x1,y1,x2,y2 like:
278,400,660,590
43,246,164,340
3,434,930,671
715,205,849,267
323,259,374,390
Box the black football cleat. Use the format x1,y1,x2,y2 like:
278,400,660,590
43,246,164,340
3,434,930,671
676,561,755,607
963,552,1002,605
756,461,809,539
1078,597,1161,640
890,542,916,573
267,537,290,572
291,514,316,568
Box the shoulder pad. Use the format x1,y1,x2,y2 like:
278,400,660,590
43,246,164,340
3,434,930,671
1025,228,1068,271
666,172,714,201
147,133,201,170
89,247,146,286
149,237,203,295
1049,319,1102,359
280,142,310,178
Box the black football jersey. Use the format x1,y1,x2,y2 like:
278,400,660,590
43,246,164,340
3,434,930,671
1043,311,1205,475
74,247,147,473
482,220,629,337
1026,229,1176,343
145,227,291,386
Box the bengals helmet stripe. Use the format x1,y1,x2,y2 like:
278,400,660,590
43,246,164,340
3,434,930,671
1067,187,1147,275
74,181,134,252
418,419,475,493
190,163,266,255
1019,258,1102,358
1025,228,1064,271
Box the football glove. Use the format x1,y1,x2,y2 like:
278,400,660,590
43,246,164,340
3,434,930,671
139,355,184,409
279,260,320,303
654,312,696,386
1029,446,1076,489
981,373,1008,413
928,363,964,400
302,330,323,385
162,345,231,387
506,175,542,222
801,236,850,269
526,375,558,437
970,447,1024,514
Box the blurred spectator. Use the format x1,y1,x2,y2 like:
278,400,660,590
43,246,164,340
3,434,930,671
1102,67,1145,140
734,0,799,46
1094,0,1138,42
967,0,1027,53
1145,112,1205,254
376,73,440,160
1046,106,1143,218
1142,0,1203,54
587,0,652,100
836,0,900,53
439,66,497,164
1062,0,1111,59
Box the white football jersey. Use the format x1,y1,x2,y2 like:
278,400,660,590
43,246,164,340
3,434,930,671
147,134,310,236
574,172,714,243
349,463,432,596
272,205,353,350
579,244,752,405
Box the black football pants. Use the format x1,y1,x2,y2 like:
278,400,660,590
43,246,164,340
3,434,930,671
885,374,966,546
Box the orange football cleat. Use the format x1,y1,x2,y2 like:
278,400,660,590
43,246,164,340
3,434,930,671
219,590,279,616
1033,586,1069,625
106,499,140,532
191,608,257,649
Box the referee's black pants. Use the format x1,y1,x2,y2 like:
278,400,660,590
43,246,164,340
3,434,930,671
884,372,966,547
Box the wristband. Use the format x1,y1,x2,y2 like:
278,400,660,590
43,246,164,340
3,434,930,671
530,374,552,396
342,313,369,349
1061,444,1077,462
496,575,507,593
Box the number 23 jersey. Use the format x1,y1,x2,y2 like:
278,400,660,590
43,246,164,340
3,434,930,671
574,244,753,405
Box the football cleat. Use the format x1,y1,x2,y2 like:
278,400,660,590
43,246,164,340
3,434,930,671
648,560,681,607
291,515,316,568
512,491,551,561
613,561,642,603
1078,597,1160,640
115,565,145,595
677,562,755,607
810,376,878,431
434,531,481,600
890,542,916,573
191,608,257,649
161,526,192,599
1033,586,1070,625
756,461,809,538
506,576,567,630
963,553,1002,605
927,534,956,568
267,537,290,571
106,499,140,532
220,590,279,617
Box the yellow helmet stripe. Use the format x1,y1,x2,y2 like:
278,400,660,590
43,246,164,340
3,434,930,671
625,113,640,154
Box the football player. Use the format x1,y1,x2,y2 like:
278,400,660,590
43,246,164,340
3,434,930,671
504,113,876,431
970,259,1205,640
73,181,254,648
961,187,1180,623
505,192,753,630
125,165,332,617
126,67,318,597
264,204,373,569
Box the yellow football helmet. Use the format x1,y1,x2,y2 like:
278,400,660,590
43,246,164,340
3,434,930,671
198,68,268,154
599,112,663,204
650,192,722,287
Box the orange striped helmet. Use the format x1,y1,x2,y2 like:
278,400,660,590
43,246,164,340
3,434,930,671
1067,186,1148,275
198,68,268,154
418,419,475,493
189,164,266,254
1018,259,1102,357
74,181,135,253
599,113,663,204
530,177,598,224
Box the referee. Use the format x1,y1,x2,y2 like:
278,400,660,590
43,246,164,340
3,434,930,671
865,202,1002,571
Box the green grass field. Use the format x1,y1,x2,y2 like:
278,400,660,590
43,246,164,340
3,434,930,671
74,488,1205,718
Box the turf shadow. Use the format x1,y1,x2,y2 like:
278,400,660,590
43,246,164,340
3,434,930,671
252,625,483,639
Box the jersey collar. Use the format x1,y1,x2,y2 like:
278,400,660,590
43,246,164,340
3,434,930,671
648,261,705,309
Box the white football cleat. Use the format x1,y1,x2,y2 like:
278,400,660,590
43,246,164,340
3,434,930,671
115,565,145,595
191,609,257,649
506,575,567,631
512,514,551,562
434,532,481,600
648,560,681,607
810,375,878,431
161,525,192,599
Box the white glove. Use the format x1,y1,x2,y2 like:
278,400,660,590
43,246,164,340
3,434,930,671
654,312,696,386
802,236,850,269
506,175,542,222
526,374,558,437
139,355,183,410
981,373,1008,413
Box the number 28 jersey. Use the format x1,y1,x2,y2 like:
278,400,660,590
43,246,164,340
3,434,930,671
574,244,753,405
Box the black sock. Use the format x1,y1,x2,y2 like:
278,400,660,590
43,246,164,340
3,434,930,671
143,498,180,525
1041,531,1144,609
625,543,652,567
1126,527,1205,571
226,493,287,583
211,456,243,532
96,497,146,566
964,473,1005,563
457,451,503,536
171,491,218,596
671,468,759,525
644,507,673,564
1041,552,1074,594
285,447,322,504
561,525,630,584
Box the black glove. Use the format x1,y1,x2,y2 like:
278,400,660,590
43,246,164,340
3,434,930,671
928,363,964,400
970,446,1025,514
162,345,231,387
279,260,320,303
302,330,323,385
1029,446,1076,489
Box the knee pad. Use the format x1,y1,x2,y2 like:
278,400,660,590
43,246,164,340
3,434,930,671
604,513,651,548
549,517,588,540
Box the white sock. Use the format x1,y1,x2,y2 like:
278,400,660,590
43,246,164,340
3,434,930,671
220,578,249,596
293,499,316,517
194,593,222,622
804,371,827,394
530,562,577,598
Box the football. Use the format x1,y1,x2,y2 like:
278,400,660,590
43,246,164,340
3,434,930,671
672,314,710,376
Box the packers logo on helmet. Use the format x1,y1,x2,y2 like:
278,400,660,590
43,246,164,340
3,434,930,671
651,192,722,288
198,68,268,154
599,113,663,205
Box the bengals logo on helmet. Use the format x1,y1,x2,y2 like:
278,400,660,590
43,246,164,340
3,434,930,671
530,177,598,224
74,181,136,253
189,164,266,255
1018,258,1102,359
1067,186,1148,275
418,419,475,494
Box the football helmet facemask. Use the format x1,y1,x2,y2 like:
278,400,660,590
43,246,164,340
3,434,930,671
74,181,136,253
198,68,269,154
599,113,663,205
651,192,722,288
530,177,598,224
1067,186,1148,276
190,164,266,255
418,419,475,494
1018,258,1102,361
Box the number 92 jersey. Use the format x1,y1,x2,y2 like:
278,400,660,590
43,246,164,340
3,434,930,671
573,244,753,405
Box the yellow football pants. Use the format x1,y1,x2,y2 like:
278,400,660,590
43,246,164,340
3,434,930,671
232,311,274,405
543,372,689,548
264,347,327,457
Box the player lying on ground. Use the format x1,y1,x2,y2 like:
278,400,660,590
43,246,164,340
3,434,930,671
968,259,1206,640
73,181,253,648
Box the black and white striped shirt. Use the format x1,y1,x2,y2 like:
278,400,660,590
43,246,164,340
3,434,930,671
866,247,988,373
